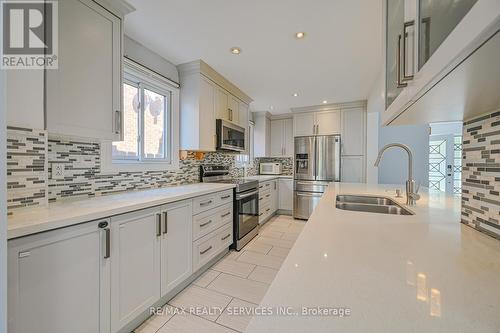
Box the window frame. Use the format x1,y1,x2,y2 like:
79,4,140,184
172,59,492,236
100,59,180,173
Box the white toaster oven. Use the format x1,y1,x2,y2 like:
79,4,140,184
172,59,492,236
259,163,282,175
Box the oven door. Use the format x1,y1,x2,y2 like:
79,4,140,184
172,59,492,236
235,189,259,240
217,119,245,152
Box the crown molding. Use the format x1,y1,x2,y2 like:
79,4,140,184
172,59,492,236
270,113,293,120
98,0,135,16
177,60,253,105
291,100,367,113
252,111,272,119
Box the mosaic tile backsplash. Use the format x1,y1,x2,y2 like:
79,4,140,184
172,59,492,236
6,127,293,213
7,127,48,212
462,110,500,240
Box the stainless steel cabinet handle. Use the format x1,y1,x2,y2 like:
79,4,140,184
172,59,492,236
200,220,213,227
266,183,270,187
396,34,408,88
98,221,110,259
200,246,213,255
163,212,168,234
221,234,231,241
265,194,270,198
296,192,323,197
200,200,213,207
115,110,121,134
221,212,231,218
259,197,263,201
221,195,231,200
156,213,162,237
402,21,415,82
104,229,110,259
259,212,264,216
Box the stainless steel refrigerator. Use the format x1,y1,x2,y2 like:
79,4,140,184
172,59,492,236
293,135,341,220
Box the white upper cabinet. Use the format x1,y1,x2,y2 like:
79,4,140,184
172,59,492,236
342,108,366,156
270,118,294,157
178,60,252,152
293,113,316,136
341,156,365,183
46,0,124,140
293,111,341,136
315,111,341,135
383,0,499,125
253,112,271,157
238,102,250,154
179,74,217,152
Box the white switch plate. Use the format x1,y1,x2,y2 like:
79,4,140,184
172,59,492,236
52,163,65,179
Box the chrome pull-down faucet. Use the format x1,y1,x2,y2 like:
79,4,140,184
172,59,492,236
374,143,420,206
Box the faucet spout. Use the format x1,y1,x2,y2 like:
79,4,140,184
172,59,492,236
374,143,413,180
374,143,418,206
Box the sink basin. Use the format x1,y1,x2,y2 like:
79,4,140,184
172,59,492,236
336,195,397,206
335,195,414,215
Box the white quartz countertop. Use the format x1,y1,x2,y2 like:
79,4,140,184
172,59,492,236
245,183,500,333
243,175,293,182
7,183,235,240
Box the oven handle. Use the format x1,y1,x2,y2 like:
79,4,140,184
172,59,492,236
236,190,259,200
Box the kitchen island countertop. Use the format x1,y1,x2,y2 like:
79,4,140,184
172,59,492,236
245,182,500,333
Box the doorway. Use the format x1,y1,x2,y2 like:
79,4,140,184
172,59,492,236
428,123,463,196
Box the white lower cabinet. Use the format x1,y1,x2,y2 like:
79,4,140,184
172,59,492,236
160,201,193,297
8,219,111,333
258,180,280,223
279,178,294,211
8,190,229,333
110,207,162,333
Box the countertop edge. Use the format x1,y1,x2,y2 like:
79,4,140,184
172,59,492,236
8,184,236,240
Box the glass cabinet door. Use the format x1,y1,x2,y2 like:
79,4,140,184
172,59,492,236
419,0,478,69
386,0,405,108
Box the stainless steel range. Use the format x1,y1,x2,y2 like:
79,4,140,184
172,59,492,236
200,165,259,250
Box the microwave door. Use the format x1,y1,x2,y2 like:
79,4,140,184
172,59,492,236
315,135,340,182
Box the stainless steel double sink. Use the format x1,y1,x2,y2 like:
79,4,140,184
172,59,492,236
335,195,414,215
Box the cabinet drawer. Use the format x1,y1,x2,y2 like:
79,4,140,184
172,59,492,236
192,234,218,272
217,224,233,250
193,190,233,215
193,203,233,241
259,181,273,192
259,203,271,223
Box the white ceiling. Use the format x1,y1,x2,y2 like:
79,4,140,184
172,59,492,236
124,0,383,114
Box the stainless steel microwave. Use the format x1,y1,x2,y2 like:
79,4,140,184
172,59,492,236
216,119,245,152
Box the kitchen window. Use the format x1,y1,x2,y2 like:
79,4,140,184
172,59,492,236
101,59,180,173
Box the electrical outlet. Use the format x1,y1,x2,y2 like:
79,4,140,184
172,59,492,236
52,163,65,179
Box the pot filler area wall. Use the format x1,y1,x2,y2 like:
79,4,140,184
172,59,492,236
6,126,292,215
462,109,500,240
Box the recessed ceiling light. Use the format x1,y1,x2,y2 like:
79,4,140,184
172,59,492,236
295,32,306,39
230,47,241,55
293,93,299,97
270,106,274,110
322,100,328,104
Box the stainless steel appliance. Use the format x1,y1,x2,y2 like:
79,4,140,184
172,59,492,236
259,162,282,175
200,165,259,250
293,135,341,220
216,119,246,152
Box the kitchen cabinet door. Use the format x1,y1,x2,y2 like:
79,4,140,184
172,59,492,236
342,108,365,156
216,88,230,120
228,95,240,124
46,0,122,140
293,113,315,137
110,207,161,333
341,156,365,183
271,180,279,213
316,111,341,135
270,120,284,157
199,77,217,151
8,219,111,333
160,201,193,296
283,118,294,156
279,178,294,211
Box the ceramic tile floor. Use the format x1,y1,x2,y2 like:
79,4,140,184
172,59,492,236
133,215,305,333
